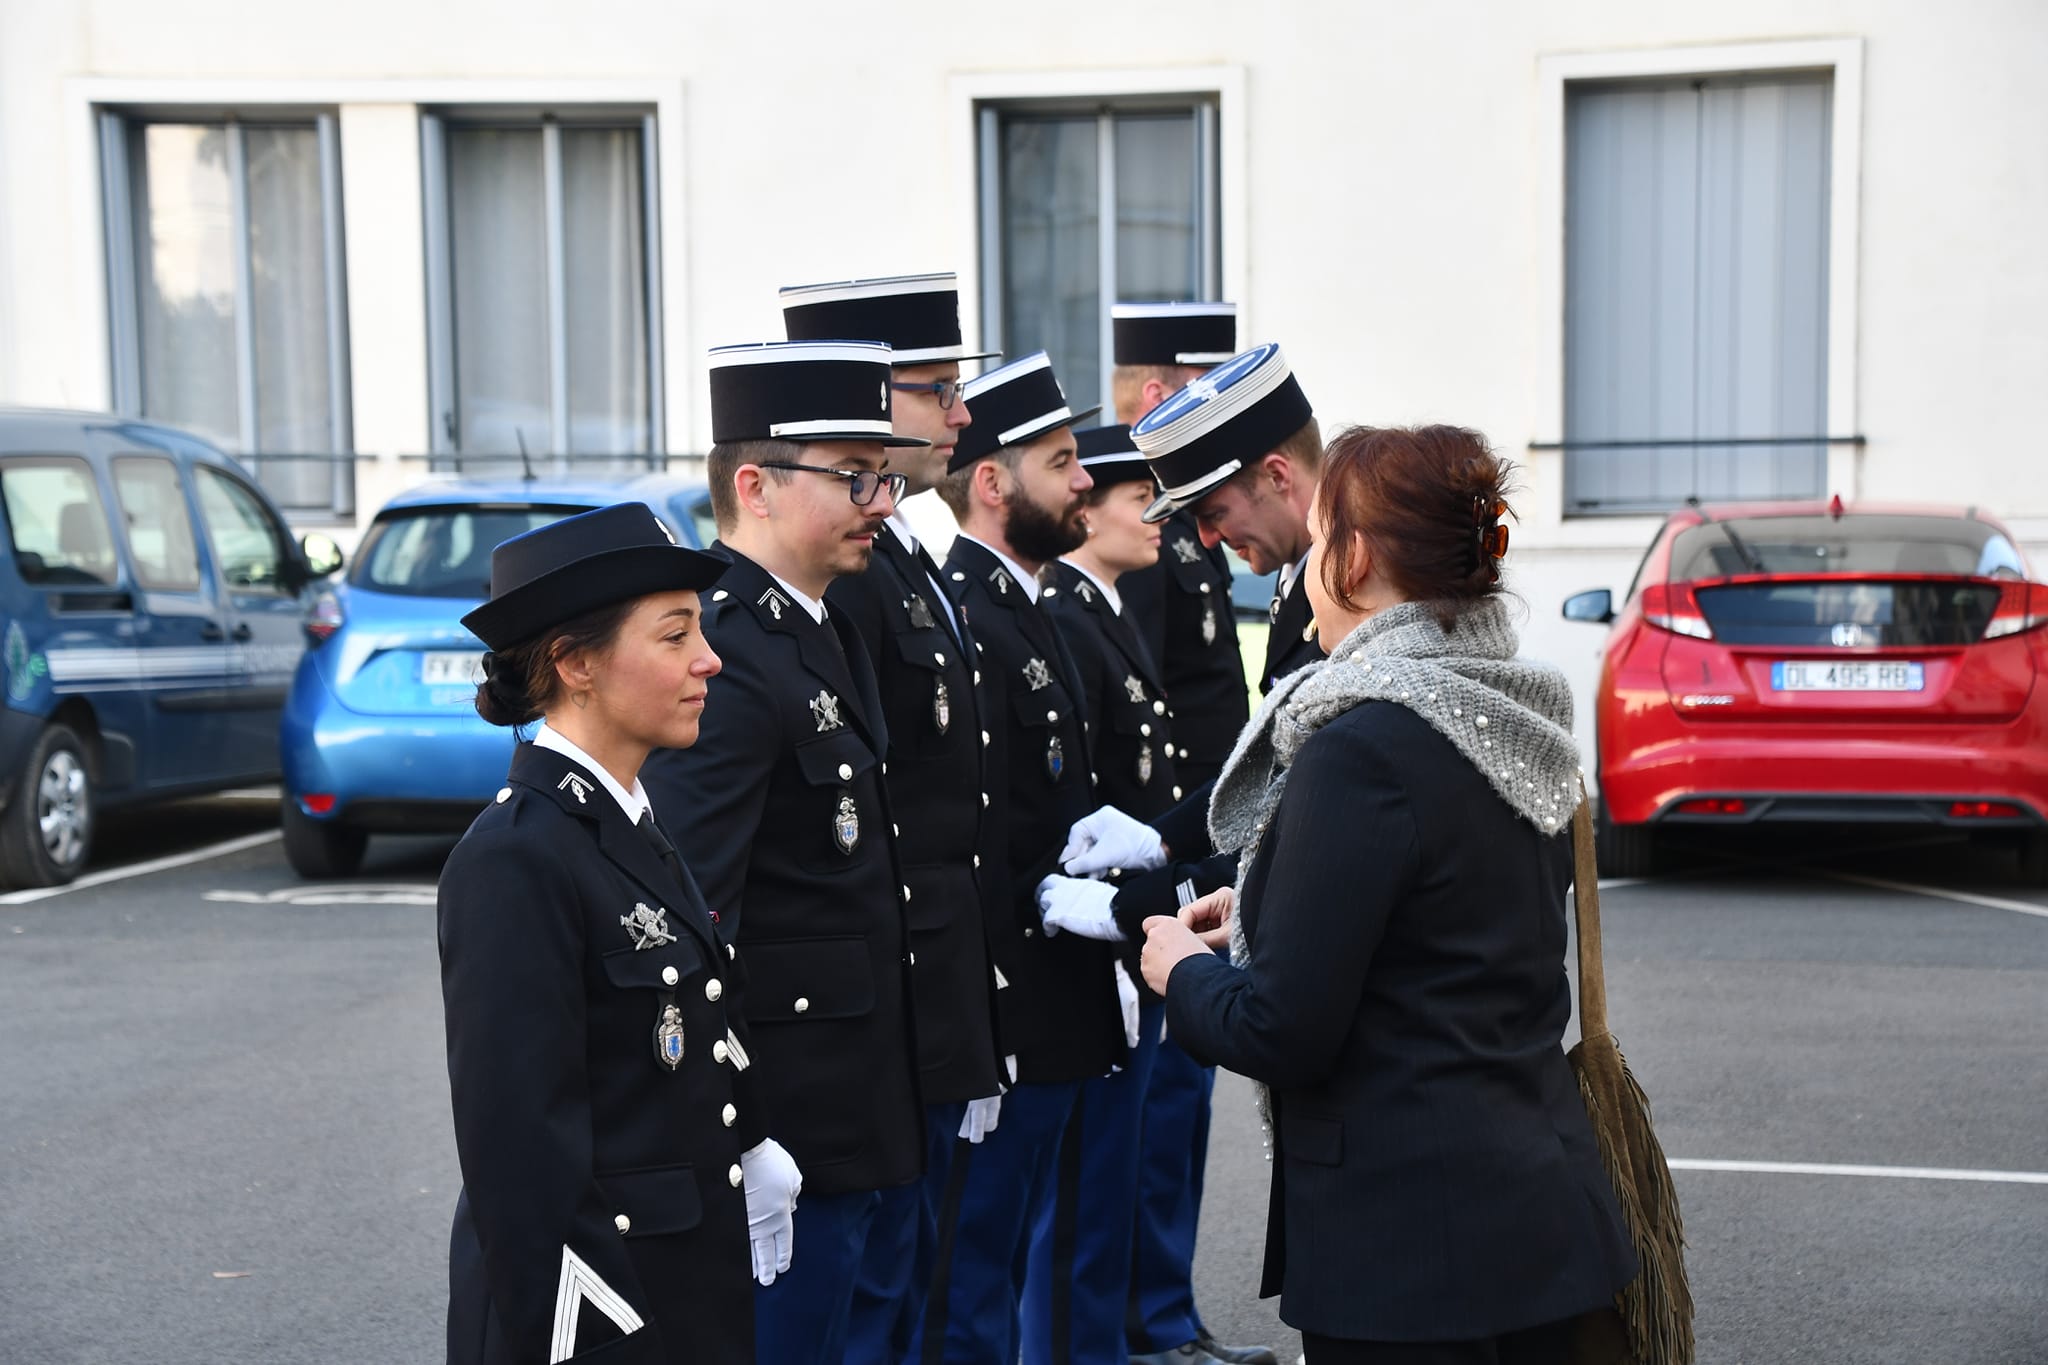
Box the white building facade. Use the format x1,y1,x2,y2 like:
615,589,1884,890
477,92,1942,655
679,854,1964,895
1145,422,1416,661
2,0,2044,743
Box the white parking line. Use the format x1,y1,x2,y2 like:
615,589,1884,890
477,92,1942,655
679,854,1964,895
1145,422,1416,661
1670,1158,2048,1185
1823,871,2048,921
0,831,283,906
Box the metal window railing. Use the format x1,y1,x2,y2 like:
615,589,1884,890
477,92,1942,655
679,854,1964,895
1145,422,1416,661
231,452,373,520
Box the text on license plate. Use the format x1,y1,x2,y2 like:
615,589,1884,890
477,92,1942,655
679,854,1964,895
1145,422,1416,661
420,651,485,687
1771,661,1925,692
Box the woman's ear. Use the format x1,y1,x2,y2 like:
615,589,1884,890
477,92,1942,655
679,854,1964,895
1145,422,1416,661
553,642,598,699
1342,530,1375,597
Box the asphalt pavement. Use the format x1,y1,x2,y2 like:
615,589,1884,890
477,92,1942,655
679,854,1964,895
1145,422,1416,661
2,804,2043,1363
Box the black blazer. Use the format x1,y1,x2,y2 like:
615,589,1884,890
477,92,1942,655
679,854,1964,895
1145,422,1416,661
943,537,1125,1085
642,548,923,1197
1262,568,1325,693
825,524,1005,1105
1118,509,1249,787
440,743,754,1365
1165,703,1637,1342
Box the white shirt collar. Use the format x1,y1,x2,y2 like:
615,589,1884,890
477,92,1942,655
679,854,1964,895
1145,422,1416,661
1278,553,1310,602
1060,558,1122,615
765,570,829,625
534,722,650,826
959,534,1042,603
885,512,920,556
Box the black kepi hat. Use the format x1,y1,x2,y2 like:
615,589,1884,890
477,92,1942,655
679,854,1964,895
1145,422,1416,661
461,502,727,651
709,340,931,448
1112,302,1238,367
1130,341,1313,524
1074,425,1155,489
948,352,1102,473
780,273,1000,365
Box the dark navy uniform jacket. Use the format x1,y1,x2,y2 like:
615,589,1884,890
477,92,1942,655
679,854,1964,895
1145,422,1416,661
943,537,1125,1086
642,547,923,1198
825,523,1005,1105
439,743,755,1365
1164,703,1637,1341
1262,566,1325,695
1118,508,1248,787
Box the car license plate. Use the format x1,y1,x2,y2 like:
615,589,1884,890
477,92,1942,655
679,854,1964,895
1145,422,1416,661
1771,660,1925,692
420,651,485,687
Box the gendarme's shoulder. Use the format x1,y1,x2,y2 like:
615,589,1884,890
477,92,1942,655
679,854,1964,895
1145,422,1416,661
442,794,575,881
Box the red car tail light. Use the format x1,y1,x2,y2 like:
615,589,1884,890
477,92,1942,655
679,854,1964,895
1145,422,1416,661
304,591,345,644
1983,582,2048,640
1948,800,2024,819
1640,582,1714,639
1676,797,1748,816
300,793,338,815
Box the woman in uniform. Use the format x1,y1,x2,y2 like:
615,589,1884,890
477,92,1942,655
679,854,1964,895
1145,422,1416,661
1138,427,1636,1364
1024,425,1185,1364
439,499,798,1365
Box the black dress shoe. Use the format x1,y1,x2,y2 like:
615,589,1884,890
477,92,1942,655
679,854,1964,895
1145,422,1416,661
1128,1342,1226,1364
1195,1332,1280,1365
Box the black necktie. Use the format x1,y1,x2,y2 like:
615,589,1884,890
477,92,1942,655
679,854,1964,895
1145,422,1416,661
635,811,690,896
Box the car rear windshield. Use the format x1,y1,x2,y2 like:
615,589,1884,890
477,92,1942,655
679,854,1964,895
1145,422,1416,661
1693,581,2005,647
350,504,594,598
1670,514,2027,582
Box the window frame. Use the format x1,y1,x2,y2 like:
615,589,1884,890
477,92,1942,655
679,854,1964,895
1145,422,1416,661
0,455,124,589
97,108,355,516
1533,40,1865,532
420,107,665,469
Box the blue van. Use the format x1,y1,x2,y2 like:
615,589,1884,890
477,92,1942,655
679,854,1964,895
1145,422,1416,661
0,409,341,888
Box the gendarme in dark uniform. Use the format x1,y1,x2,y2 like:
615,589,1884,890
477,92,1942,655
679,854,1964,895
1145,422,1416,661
640,341,927,1362
441,503,755,1364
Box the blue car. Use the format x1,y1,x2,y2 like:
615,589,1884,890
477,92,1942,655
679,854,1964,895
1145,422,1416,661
278,475,714,878
0,408,340,887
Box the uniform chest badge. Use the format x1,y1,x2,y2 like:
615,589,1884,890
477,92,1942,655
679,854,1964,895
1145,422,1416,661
810,690,844,732
1173,537,1201,565
990,568,1013,596
620,902,676,950
1201,601,1218,645
833,794,861,854
906,596,936,630
1078,581,1096,604
933,678,952,734
1137,742,1154,786
557,772,594,804
1022,657,1052,691
758,588,789,621
1046,735,1065,782
1123,674,1147,705
654,1002,685,1071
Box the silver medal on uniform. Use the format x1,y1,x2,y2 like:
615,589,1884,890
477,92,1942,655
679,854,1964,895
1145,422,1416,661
1173,537,1201,564
833,794,861,854
1202,601,1217,645
1137,742,1154,786
620,901,676,950
933,678,951,734
1046,735,1064,781
907,597,936,630
654,1001,685,1070
1123,674,1146,705
810,690,844,732
1022,657,1051,691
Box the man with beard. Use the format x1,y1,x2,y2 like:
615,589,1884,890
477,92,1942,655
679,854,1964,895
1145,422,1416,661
913,352,1128,1365
778,273,1009,1362
643,340,928,1363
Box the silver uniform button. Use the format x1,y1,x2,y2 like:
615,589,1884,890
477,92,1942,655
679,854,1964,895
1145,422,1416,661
837,762,854,781
974,670,982,684
661,966,679,987
495,787,512,804
722,1103,737,1127
973,854,981,869
713,1040,729,1063
1046,710,1057,723
981,730,991,747
729,1163,744,1188
1173,786,1184,800
615,1214,631,1233
981,792,990,808
1153,699,1166,715
902,885,912,902
795,997,811,1014
935,653,946,666
1141,723,1152,737
705,978,723,1002
726,943,737,961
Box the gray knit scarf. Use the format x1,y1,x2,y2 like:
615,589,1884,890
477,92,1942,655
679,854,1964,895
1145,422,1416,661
1205,597,1582,1125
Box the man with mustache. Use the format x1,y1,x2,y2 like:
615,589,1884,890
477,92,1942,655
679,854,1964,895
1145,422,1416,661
643,340,929,1363
913,352,1128,1364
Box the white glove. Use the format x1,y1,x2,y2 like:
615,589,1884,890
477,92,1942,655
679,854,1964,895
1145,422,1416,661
958,1094,1003,1144
1113,961,1141,1049
1035,874,1127,941
740,1137,802,1286
1060,805,1167,877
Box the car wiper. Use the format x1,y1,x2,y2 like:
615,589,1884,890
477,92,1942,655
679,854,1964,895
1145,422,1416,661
1686,497,1765,575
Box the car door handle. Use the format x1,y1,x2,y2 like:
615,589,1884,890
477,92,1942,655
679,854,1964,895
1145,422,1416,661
231,623,253,642
200,622,225,641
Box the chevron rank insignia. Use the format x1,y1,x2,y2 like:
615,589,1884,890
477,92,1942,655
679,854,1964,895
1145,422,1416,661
757,588,789,621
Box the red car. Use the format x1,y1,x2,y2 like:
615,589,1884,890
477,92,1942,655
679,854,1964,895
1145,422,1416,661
1564,499,2048,880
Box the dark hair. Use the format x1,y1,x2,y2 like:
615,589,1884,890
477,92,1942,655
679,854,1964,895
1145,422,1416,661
933,442,1024,519
475,598,639,729
1215,414,1325,500
1316,424,1515,626
706,438,800,535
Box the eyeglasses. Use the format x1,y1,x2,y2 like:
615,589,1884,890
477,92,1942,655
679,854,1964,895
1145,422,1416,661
889,378,966,410
758,462,909,507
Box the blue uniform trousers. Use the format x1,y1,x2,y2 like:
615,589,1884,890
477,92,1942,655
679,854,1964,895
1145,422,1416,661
1022,996,1165,1365
755,1185,886,1364
1126,1030,1217,1352
909,1080,1081,1365
847,1100,968,1364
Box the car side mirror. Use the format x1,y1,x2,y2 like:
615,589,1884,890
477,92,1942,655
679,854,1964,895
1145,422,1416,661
301,533,344,579
1562,588,1615,624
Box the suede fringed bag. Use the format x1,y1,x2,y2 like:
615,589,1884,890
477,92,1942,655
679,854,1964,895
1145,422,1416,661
1566,790,1696,1365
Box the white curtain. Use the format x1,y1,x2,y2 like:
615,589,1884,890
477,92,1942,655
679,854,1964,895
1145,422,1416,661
246,125,334,506
134,124,240,451
449,128,551,457
563,127,649,456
